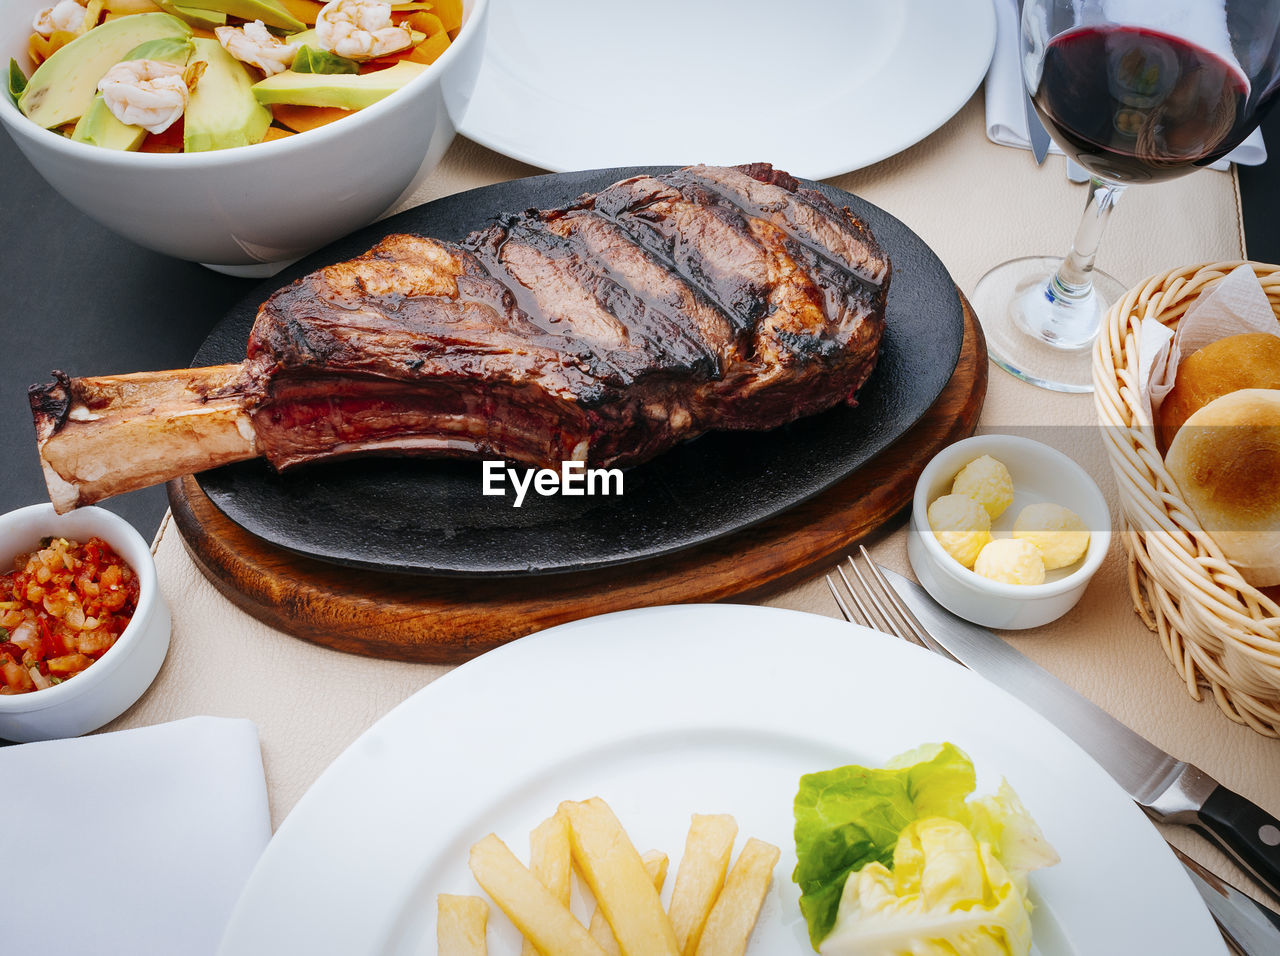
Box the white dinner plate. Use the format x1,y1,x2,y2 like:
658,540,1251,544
456,0,998,179
218,605,1224,955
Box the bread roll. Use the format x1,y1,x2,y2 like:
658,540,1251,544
1157,332,1280,453
1164,389,1280,587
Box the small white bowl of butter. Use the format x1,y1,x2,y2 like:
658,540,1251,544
907,434,1112,630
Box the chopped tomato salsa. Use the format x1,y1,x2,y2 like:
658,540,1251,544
0,536,139,694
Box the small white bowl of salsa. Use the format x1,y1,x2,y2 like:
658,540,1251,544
0,503,170,742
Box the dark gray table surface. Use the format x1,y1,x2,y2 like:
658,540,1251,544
3,114,1278,538
1,129,256,535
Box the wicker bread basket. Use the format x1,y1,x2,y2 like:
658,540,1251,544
1093,260,1280,736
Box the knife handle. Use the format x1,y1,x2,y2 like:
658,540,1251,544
1198,785,1280,904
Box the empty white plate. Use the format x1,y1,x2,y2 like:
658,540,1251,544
456,0,997,178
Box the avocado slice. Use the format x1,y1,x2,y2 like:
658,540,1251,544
69,37,192,150
69,37,194,150
156,0,304,33
184,37,272,152
124,35,197,65
70,94,147,150
18,13,192,129
157,2,227,29
252,60,426,110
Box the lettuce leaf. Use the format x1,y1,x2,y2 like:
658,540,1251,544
969,781,1061,883
9,59,28,107
291,46,360,75
818,818,1034,956
792,742,976,947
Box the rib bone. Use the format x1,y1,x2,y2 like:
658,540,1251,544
30,364,259,513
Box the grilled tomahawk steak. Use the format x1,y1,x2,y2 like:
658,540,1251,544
30,164,889,513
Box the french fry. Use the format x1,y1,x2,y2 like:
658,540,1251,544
467,833,606,956
559,798,679,956
436,894,488,956
522,812,572,956
668,814,738,956
644,850,671,887
693,838,780,956
589,850,669,956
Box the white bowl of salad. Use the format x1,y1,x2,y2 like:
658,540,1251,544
0,503,170,742
0,0,488,273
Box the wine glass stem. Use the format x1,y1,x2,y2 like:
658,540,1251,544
1053,176,1127,299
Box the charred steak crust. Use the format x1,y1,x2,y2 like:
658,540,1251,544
246,164,890,471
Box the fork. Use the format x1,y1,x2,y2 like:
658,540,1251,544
825,545,958,661
825,544,1272,956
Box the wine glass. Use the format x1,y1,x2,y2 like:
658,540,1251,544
972,0,1280,392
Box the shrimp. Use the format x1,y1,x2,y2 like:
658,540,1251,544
215,19,298,77
32,0,88,37
315,0,413,60
97,59,189,135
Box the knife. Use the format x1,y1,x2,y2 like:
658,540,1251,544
1176,848,1280,956
1024,89,1051,164
878,565,1280,904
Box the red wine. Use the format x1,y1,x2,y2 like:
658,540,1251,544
1033,25,1253,183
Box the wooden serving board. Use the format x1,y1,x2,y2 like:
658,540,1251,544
167,295,987,663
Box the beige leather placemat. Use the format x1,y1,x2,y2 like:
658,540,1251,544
108,94,1278,910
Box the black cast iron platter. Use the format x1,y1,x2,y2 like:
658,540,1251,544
192,167,965,575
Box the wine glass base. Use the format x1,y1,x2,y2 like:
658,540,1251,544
971,256,1128,393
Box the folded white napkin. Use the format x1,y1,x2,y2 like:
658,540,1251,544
985,0,1266,170
2,716,271,956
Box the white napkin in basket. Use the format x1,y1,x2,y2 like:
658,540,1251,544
985,0,1266,170
1,716,270,956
